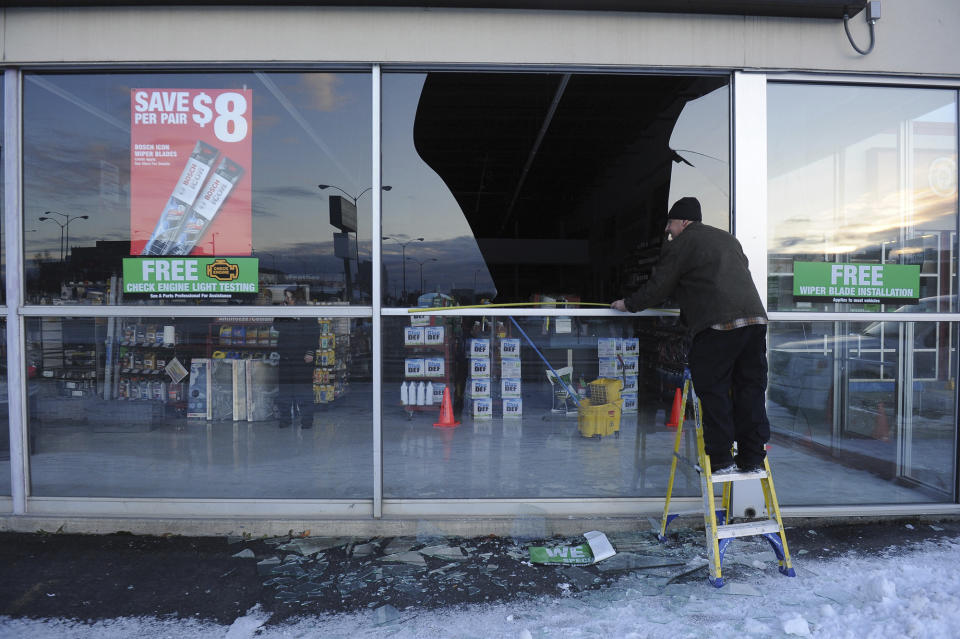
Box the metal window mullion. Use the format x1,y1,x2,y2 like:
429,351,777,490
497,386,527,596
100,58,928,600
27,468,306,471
732,71,767,306
769,311,960,322
4,69,28,514
371,65,383,519
18,305,373,318
380,307,674,317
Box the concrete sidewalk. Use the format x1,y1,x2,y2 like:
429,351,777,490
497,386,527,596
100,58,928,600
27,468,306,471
2,516,959,626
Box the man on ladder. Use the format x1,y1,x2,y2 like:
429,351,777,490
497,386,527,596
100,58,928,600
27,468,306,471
611,196,770,476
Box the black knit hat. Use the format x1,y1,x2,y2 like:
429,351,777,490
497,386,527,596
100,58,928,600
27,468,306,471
667,197,702,222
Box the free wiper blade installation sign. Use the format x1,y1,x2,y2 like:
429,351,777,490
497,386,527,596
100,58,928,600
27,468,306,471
793,262,919,305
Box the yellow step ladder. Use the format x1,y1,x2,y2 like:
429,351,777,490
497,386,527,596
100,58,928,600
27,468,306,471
657,369,796,588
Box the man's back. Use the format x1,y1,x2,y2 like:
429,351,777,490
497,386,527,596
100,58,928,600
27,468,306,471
626,222,766,334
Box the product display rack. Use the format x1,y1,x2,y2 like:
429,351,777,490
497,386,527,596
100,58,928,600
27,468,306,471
207,319,279,359
115,322,180,404
39,317,100,399
313,317,351,404
402,318,456,412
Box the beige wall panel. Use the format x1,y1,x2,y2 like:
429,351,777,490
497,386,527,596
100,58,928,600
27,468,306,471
742,1,960,75
1,2,958,76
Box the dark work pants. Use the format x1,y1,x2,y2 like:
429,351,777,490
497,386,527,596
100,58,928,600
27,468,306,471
687,324,770,469
278,380,315,423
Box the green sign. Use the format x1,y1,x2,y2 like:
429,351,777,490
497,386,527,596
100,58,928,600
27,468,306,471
123,257,259,300
529,543,595,565
793,261,919,304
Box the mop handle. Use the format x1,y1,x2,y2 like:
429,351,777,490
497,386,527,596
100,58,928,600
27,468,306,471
508,316,581,408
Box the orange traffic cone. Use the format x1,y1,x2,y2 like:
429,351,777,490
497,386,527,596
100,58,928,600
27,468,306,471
872,401,890,441
666,388,682,430
433,387,460,428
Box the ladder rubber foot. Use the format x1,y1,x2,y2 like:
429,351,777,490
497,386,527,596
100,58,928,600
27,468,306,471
708,576,724,588
780,566,796,577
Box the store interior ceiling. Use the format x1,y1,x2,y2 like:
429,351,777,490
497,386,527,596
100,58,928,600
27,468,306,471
413,72,728,301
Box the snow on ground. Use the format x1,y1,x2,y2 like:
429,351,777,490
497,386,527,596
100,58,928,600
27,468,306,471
3,536,960,639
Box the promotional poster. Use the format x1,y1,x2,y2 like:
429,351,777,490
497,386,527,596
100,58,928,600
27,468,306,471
793,261,920,305
130,88,253,257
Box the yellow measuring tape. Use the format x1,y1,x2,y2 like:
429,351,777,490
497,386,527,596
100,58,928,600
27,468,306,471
407,301,679,313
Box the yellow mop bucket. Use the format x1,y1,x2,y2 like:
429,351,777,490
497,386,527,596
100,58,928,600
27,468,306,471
578,398,622,439
587,378,622,404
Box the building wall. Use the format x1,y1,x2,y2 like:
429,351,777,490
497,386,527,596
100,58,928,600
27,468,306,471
2,3,959,534
1,2,958,76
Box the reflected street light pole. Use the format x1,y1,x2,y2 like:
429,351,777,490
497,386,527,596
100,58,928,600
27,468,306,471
38,217,64,262
318,184,392,203
40,211,89,263
383,236,424,304
407,257,437,297
318,184,392,303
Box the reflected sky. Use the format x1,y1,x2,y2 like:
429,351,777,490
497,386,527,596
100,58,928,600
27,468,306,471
768,84,957,258
382,74,494,300
23,72,371,302
21,71,733,307
667,86,729,228
382,72,729,305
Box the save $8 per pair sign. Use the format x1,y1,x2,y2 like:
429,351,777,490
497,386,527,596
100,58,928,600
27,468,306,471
133,90,249,143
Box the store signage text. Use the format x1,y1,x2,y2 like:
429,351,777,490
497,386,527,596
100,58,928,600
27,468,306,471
130,87,253,257
132,90,249,143
123,257,259,299
793,261,919,304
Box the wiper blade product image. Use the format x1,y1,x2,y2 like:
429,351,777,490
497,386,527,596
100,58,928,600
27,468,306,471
141,140,219,255
168,157,245,256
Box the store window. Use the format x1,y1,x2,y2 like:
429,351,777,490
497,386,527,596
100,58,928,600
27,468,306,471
26,315,372,498
382,313,701,499
768,84,958,314
769,320,958,504
22,72,371,306
767,83,959,504
382,72,729,307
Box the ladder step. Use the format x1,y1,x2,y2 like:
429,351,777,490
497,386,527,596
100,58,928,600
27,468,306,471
709,469,767,483
716,520,780,539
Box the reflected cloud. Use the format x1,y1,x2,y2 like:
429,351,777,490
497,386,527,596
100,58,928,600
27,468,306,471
770,186,957,256
299,74,350,112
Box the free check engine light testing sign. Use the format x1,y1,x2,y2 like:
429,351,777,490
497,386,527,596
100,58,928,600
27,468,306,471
793,261,920,305
122,257,259,301
130,88,253,257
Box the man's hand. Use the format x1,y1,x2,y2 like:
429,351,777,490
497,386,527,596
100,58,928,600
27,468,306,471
611,299,628,312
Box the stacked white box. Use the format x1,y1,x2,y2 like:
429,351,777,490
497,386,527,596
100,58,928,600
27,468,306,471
471,397,493,419
469,338,491,358
466,338,491,416
598,357,623,379
465,377,491,398
621,393,638,413
404,358,424,378
499,337,521,417
424,325,445,346
501,377,521,398
404,326,425,345
503,398,523,418
500,338,520,359
501,358,521,378
597,338,622,358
